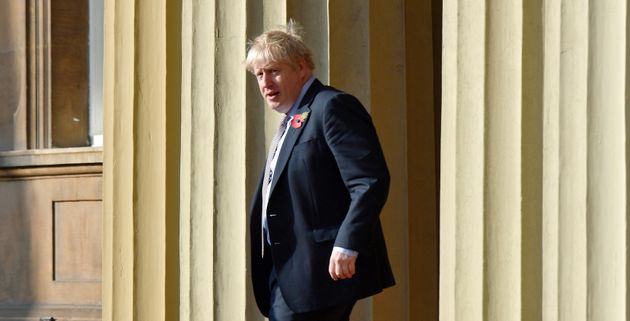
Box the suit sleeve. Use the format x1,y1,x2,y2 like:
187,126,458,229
322,93,390,253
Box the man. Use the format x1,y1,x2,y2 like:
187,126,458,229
246,21,395,321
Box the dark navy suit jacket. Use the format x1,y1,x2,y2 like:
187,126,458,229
249,79,395,316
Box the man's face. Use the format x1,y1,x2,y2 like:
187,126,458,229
253,60,308,114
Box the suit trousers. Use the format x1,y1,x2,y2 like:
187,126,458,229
268,267,355,321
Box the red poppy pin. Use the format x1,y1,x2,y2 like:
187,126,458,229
291,111,310,129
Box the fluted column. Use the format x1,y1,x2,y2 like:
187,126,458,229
441,0,538,320
179,0,216,320
180,0,265,320
543,0,628,320
179,1,292,321
211,0,248,319
440,0,488,320
585,1,627,320
103,0,181,320
442,0,629,320
543,0,589,320
484,1,525,319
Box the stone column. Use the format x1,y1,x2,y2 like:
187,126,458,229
103,0,181,320
543,0,588,320
584,1,627,320
544,0,628,321
179,0,216,320
441,0,629,320
441,1,487,320
180,0,261,320
441,0,533,320
104,1,295,320
180,1,286,321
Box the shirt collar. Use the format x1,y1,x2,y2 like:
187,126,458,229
286,76,316,116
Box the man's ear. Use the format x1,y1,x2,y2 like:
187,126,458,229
297,59,310,78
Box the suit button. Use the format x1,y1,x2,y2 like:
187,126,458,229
269,213,278,217
273,242,281,245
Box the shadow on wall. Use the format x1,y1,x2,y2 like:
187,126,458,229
0,179,34,319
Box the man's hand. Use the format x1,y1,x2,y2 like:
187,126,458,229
328,250,357,281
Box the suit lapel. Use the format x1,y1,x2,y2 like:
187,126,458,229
268,80,323,196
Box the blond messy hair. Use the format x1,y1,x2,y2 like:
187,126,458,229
245,19,316,73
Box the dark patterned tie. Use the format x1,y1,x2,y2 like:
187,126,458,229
261,115,290,256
